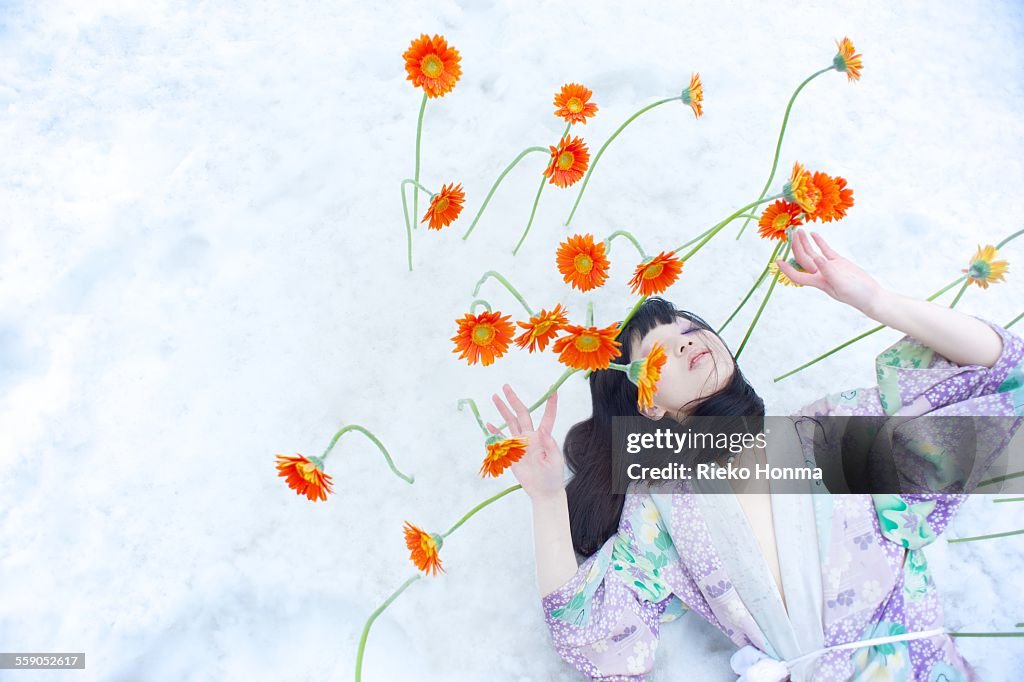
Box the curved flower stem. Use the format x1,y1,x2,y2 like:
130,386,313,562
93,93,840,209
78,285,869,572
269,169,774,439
604,230,648,259
473,271,534,316
355,573,422,682
565,97,678,227
674,223,720,253
948,281,969,309
718,243,782,334
586,301,594,326
735,241,791,359
1006,312,1023,329
462,146,547,240
735,66,834,240
442,484,522,538
513,177,547,256
319,425,414,484
996,227,1024,248
978,469,1024,488
469,298,492,314
412,93,428,230
493,367,581,431
948,528,1024,544
400,180,437,271
673,194,784,256
457,398,490,437
734,214,761,221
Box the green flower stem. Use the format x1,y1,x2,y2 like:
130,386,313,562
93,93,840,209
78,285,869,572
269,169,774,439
469,298,492,314
492,368,581,432
319,425,414,484
978,470,1024,488
462,146,548,240
735,241,791,359
734,214,761,221
948,281,969,309
355,573,422,682
412,93,428,230
996,227,1024,249
674,223,720,253
718,242,783,334
442,483,522,538
586,301,594,326
1007,312,1023,329
735,66,834,240
993,497,1024,503
457,399,490,437
513,176,547,256
672,195,784,256
949,631,1024,638
400,180,437,271
604,230,648,259
948,528,1024,544
473,271,534,316
565,97,678,227
559,121,571,140
402,179,436,199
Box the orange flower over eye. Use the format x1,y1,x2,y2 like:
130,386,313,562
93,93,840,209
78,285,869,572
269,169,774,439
275,454,334,502
543,135,590,188
403,521,445,576
833,37,863,82
552,323,622,371
422,182,466,230
479,435,529,478
556,234,610,292
515,304,569,352
628,251,684,296
451,311,516,366
403,34,462,98
553,83,599,124
681,72,703,118
757,200,804,241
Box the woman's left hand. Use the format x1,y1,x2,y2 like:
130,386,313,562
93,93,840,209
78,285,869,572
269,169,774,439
776,228,884,314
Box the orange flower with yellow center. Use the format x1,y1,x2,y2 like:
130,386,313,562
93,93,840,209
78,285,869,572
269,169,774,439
554,83,598,124
403,34,462,98
833,37,863,82
275,454,334,502
403,521,445,576
630,342,667,411
451,310,515,366
552,323,622,371
422,182,466,230
628,252,684,295
805,173,854,223
515,304,569,352
757,200,804,240
962,245,1009,289
769,258,807,288
783,162,821,214
543,135,590,188
556,234,610,291
681,72,703,118
479,435,529,478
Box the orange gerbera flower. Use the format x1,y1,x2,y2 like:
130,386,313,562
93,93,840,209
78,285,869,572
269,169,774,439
556,234,610,291
479,435,529,478
543,135,590,188
833,37,863,82
805,172,855,223
962,244,1009,289
681,72,703,118
552,323,622,371
630,342,667,411
403,521,445,576
628,252,684,295
553,83,599,124
275,454,334,502
758,200,804,240
403,34,462,98
421,182,466,230
515,304,569,352
451,310,515,366
783,162,821,215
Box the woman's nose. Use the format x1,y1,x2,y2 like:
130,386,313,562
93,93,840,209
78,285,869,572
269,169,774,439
675,339,694,356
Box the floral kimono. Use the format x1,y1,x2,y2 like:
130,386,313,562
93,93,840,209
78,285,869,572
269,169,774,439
541,317,1024,681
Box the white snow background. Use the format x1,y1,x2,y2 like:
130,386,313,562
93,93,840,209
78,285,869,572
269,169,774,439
1,1,1023,680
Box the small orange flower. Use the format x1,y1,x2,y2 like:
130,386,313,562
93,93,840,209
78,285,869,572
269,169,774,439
758,200,804,241
403,34,462,98
556,234,610,292
628,252,684,296
421,182,466,230
962,245,1009,289
403,521,445,576
451,311,516,366
480,435,529,478
515,304,569,352
275,454,334,502
631,342,667,411
681,72,703,118
552,323,622,371
553,83,599,124
543,135,590,188
783,162,821,215
805,172,854,223
833,37,863,82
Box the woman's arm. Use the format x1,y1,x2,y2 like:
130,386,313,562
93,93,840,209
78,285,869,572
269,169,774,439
777,228,1003,367
530,490,580,597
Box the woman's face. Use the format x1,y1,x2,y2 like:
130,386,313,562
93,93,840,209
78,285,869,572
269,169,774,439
628,316,736,420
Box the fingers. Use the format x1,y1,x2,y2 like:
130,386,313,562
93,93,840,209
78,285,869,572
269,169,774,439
503,384,535,432
809,231,840,259
491,394,521,435
775,259,818,287
540,430,563,463
485,422,502,435
789,228,819,274
538,392,558,434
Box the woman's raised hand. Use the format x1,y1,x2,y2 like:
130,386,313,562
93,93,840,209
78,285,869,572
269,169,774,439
776,228,883,313
489,385,566,501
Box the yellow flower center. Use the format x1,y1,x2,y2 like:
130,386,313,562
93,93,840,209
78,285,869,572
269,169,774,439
297,461,319,483
472,324,495,345
557,152,575,169
420,534,437,554
575,333,601,352
422,55,443,78
567,96,583,113
434,197,449,213
772,213,791,229
643,263,664,280
534,320,553,336
574,253,593,273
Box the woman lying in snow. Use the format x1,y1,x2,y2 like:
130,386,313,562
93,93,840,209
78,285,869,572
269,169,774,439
491,228,1024,681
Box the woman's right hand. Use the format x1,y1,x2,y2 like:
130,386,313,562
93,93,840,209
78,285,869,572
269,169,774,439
490,384,565,501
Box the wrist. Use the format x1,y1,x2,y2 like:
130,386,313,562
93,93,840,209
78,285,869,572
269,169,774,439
857,286,900,323
530,487,568,510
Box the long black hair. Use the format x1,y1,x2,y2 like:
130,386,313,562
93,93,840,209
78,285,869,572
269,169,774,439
562,297,765,556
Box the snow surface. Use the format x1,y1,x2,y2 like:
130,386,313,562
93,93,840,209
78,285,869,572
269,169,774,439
1,1,1023,680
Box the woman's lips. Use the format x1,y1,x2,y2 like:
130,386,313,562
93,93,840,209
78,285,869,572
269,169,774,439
689,350,710,370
